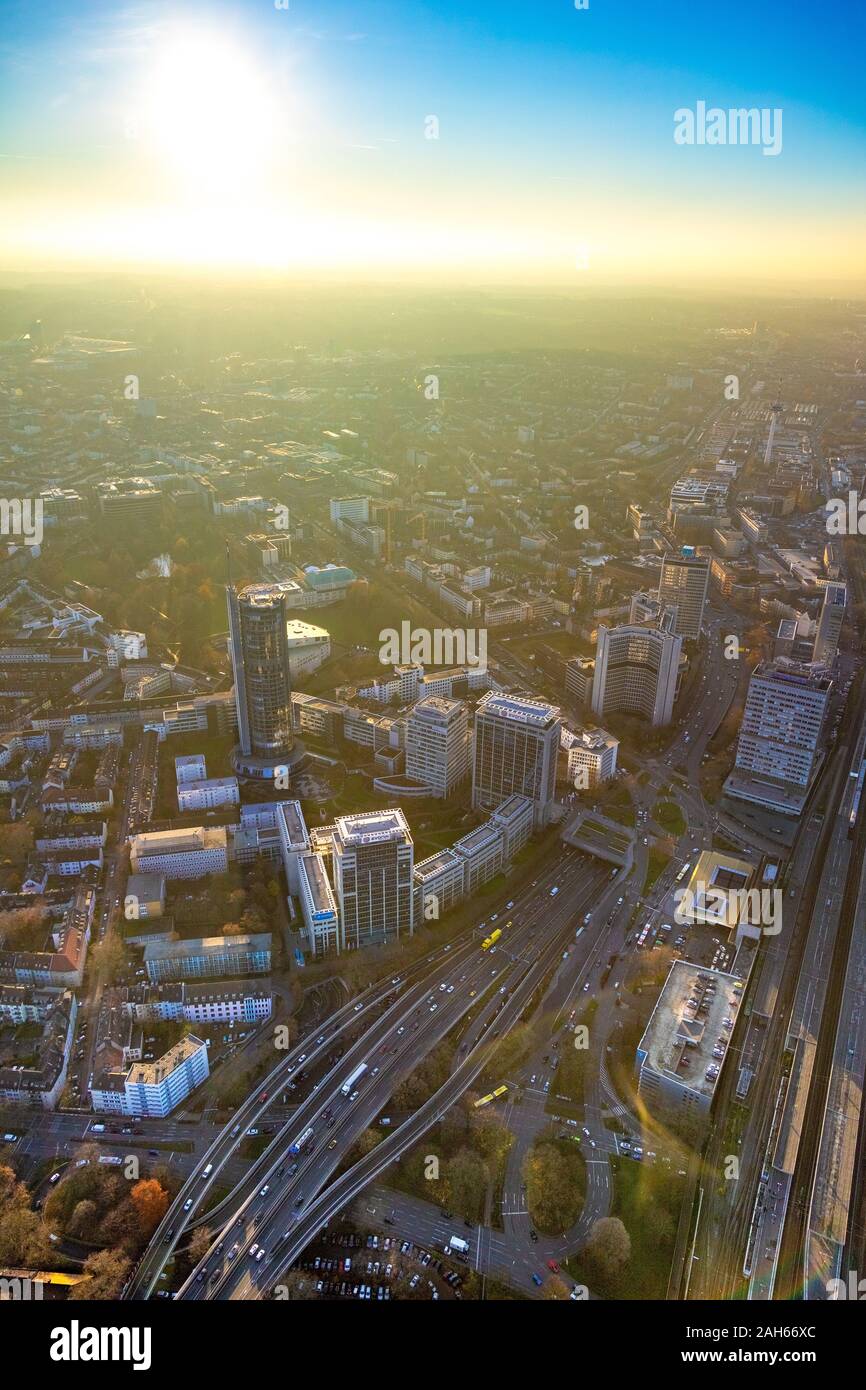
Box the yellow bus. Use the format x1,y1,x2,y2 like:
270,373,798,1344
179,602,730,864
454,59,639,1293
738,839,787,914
474,1092,495,1109
492,1084,508,1100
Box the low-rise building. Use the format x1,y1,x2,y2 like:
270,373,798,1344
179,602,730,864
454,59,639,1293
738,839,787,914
91,1035,209,1118
130,826,229,879
142,932,271,982
636,962,744,1134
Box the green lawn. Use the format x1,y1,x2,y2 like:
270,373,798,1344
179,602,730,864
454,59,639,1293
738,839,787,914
644,847,671,891
653,800,686,837
566,1157,685,1299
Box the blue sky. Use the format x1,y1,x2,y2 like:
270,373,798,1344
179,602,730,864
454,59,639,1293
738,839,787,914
0,0,863,282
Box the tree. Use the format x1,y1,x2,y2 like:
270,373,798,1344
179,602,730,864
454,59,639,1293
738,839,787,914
67,1199,99,1240
0,823,34,873
542,1274,571,1300
473,1116,513,1167
0,1205,50,1267
0,904,47,948
130,1179,170,1237
354,1128,383,1158
70,1248,131,1300
90,933,125,983
447,1148,488,1222
188,1225,213,1265
584,1217,631,1281
0,1163,30,1213
522,1141,584,1236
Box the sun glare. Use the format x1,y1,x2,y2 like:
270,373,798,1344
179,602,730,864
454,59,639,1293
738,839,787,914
138,29,279,193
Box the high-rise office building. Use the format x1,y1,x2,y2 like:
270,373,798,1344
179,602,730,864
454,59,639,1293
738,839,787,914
332,810,414,949
724,660,832,815
227,581,300,779
405,696,469,797
812,582,846,666
657,552,710,640
471,693,560,829
591,616,682,726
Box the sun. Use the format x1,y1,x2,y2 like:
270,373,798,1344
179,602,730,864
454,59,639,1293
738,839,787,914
137,28,279,193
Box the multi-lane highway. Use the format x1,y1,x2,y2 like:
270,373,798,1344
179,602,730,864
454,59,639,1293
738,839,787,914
171,854,613,1299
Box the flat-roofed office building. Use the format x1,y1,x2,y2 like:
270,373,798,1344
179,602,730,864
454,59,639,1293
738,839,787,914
405,695,469,797
592,618,681,727
657,552,710,639
472,693,560,829
636,961,744,1135
724,660,831,815
332,810,414,949
812,581,846,666
298,852,341,957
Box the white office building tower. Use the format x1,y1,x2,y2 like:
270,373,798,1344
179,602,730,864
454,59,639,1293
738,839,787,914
725,660,832,814
332,810,414,949
592,619,682,727
471,693,560,829
405,696,469,797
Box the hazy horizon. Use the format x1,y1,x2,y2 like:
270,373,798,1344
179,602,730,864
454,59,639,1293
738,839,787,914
1,0,864,288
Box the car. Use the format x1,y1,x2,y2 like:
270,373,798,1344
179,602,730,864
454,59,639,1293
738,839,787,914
583,981,590,992
531,1273,543,1286
582,1127,590,1137
247,1128,258,1136
429,1004,438,1013
349,1090,360,1101
354,1003,363,1013
529,1229,538,1243
328,1138,338,1149
550,887,559,897
49,1172,61,1184
183,1198,193,1211
2,1133,18,1143
447,985,455,994
397,1026,405,1035
547,1259,559,1273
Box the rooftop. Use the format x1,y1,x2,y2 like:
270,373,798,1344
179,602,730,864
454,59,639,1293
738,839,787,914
639,960,744,1100
126,1034,207,1088
477,692,560,727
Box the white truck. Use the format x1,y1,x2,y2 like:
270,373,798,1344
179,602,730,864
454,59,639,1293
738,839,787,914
341,1062,368,1097
448,1235,469,1258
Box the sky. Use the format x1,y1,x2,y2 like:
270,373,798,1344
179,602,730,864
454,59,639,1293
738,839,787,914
0,0,864,287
